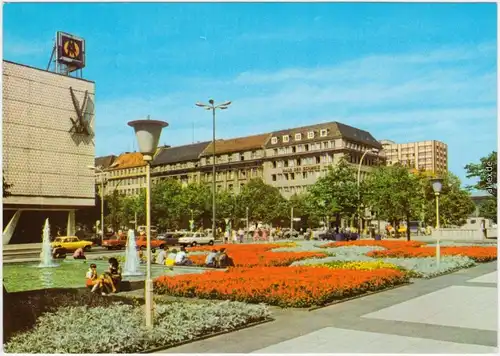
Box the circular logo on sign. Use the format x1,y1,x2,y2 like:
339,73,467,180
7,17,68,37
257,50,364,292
63,40,80,59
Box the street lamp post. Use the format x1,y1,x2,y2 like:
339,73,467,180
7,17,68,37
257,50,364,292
430,178,443,268
357,148,379,236
195,99,231,240
246,206,249,236
88,163,118,244
128,117,168,328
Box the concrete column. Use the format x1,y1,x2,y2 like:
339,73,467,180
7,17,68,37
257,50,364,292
3,210,22,245
67,210,76,236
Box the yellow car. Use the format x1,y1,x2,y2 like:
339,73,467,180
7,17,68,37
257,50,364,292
51,236,93,252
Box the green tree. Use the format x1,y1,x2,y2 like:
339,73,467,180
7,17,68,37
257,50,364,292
104,190,125,232
150,179,183,230
421,172,475,227
478,197,497,221
364,164,423,240
465,151,497,197
179,182,211,229
120,193,146,228
238,178,287,224
307,157,359,230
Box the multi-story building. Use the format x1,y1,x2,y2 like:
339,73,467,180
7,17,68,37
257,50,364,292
380,139,448,176
105,152,147,196
152,141,210,186
199,134,270,193
95,121,383,199
263,122,383,197
3,60,95,244
93,155,117,195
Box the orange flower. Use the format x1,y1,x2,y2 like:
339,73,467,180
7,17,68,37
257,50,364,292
367,246,497,262
321,240,426,249
187,243,327,267
154,267,408,307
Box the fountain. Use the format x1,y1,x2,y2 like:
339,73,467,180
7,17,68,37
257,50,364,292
123,229,143,276
37,218,58,268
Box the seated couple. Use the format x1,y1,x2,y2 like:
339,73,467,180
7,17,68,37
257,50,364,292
85,258,122,295
205,248,234,268
156,246,193,266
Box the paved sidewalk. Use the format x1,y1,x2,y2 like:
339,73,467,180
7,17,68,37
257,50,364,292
163,262,497,354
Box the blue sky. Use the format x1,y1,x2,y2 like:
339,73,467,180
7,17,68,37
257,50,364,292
3,2,497,186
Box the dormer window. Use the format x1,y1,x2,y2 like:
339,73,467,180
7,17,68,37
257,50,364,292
295,133,302,141
283,135,290,143
308,131,315,139
271,137,278,144
320,129,328,137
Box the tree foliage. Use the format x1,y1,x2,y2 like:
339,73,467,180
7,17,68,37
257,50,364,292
465,151,497,197
478,197,497,222
307,157,359,228
237,178,287,224
364,164,422,240
420,172,475,227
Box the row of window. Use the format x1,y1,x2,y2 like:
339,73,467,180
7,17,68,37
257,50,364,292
270,129,329,144
272,171,323,181
205,168,262,181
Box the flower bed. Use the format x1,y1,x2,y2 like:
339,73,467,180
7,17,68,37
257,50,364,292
188,243,327,267
367,246,497,262
321,240,426,249
154,267,409,308
319,260,403,271
4,300,270,353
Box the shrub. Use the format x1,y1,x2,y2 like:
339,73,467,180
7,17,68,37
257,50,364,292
4,301,270,353
154,267,409,308
380,256,476,278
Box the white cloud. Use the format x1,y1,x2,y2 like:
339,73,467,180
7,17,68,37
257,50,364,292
96,43,496,184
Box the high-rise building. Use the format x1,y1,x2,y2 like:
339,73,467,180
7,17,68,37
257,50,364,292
380,139,448,176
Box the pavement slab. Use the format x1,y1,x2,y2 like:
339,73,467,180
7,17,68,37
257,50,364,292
252,327,498,354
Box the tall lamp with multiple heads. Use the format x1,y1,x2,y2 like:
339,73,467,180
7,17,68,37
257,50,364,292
357,148,379,235
195,99,231,239
87,163,118,244
430,178,443,268
128,117,168,328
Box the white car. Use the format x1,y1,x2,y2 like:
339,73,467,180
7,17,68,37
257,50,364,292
178,232,215,247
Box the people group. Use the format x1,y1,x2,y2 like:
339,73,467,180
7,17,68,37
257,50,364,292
85,257,122,296
155,246,194,266
204,248,234,268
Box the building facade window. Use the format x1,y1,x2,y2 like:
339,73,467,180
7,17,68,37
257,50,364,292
320,129,328,137
295,133,302,141
308,131,315,139
283,135,290,143
271,137,278,144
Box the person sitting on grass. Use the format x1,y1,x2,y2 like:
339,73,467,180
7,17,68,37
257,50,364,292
165,249,177,267
205,249,218,267
174,246,193,266
86,263,100,290
98,257,122,295
156,245,169,265
52,246,66,259
73,247,86,260
216,248,235,268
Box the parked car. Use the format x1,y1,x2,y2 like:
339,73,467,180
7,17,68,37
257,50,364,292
318,229,336,241
179,232,215,247
102,234,128,250
51,236,93,252
311,229,326,240
135,235,166,251
282,228,300,239
157,232,182,246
